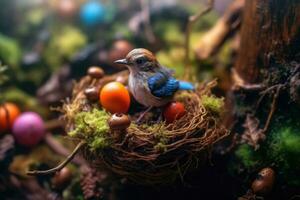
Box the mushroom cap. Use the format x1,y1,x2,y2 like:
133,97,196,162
87,66,104,79
84,86,99,101
251,167,275,196
108,113,131,130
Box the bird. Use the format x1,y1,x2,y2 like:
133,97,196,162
115,48,194,121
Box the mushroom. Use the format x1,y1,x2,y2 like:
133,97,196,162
87,66,104,79
84,86,99,101
108,113,131,131
251,167,275,196
51,167,72,190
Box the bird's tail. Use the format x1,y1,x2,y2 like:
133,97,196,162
178,81,194,90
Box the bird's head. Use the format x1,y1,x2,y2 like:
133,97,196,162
114,48,158,73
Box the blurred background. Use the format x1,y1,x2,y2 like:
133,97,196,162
0,0,240,199
0,0,235,111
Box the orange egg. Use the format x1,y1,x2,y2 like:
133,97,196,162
100,82,130,113
0,102,21,132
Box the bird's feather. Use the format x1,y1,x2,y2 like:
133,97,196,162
148,72,179,97
178,81,195,90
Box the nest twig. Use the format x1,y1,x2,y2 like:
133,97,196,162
62,72,228,185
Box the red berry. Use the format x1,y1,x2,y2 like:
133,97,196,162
163,102,186,123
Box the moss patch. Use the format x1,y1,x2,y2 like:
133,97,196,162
68,108,111,151
201,95,224,114
235,144,261,169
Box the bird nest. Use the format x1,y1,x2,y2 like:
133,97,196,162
61,70,228,185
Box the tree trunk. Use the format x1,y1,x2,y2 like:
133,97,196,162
234,0,300,84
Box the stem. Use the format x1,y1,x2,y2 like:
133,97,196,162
263,85,281,132
184,0,214,79
44,133,86,166
27,141,86,176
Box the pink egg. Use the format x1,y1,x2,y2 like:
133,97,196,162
12,112,45,147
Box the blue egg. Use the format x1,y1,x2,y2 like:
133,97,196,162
80,0,105,26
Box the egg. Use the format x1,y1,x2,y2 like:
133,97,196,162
12,112,45,147
100,82,130,113
163,102,186,123
0,103,21,132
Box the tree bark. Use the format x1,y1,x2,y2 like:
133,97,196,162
234,0,300,84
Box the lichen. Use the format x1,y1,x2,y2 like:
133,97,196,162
201,95,224,114
68,108,111,151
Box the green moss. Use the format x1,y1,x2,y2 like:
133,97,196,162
68,109,111,151
201,95,224,114
235,144,260,169
269,127,300,169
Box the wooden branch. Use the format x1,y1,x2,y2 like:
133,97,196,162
27,140,86,176
44,118,64,130
44,133,87,166
184,0,214,79
194,0,245,60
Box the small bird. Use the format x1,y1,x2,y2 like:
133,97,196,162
115,48,194,120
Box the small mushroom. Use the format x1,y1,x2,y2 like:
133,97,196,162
51,167,72,190
108,113,131,131
84,86,99,101
87,66,104,79
251,167,275,196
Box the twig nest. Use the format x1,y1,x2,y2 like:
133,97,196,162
51,167,72,190
251,167,275,196
84,86,99,101
87,66,104,79
108,113,131,131
63,73,228,185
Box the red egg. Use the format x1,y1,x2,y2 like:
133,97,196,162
163,102,186,123
100,82,130,113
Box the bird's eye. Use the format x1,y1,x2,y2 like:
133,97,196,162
136,57,145,64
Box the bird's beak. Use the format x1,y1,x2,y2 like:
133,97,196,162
114,59,128,65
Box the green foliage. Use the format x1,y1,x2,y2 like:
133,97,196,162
156,48,185,77
0,62,8,85
2,87,47,115
44,26,87,70
201,95,224,114
269,126,300,185
0,33,21,66
68,109,111,151
270,127,300,156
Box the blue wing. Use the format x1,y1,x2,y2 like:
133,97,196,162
148,72,179,97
